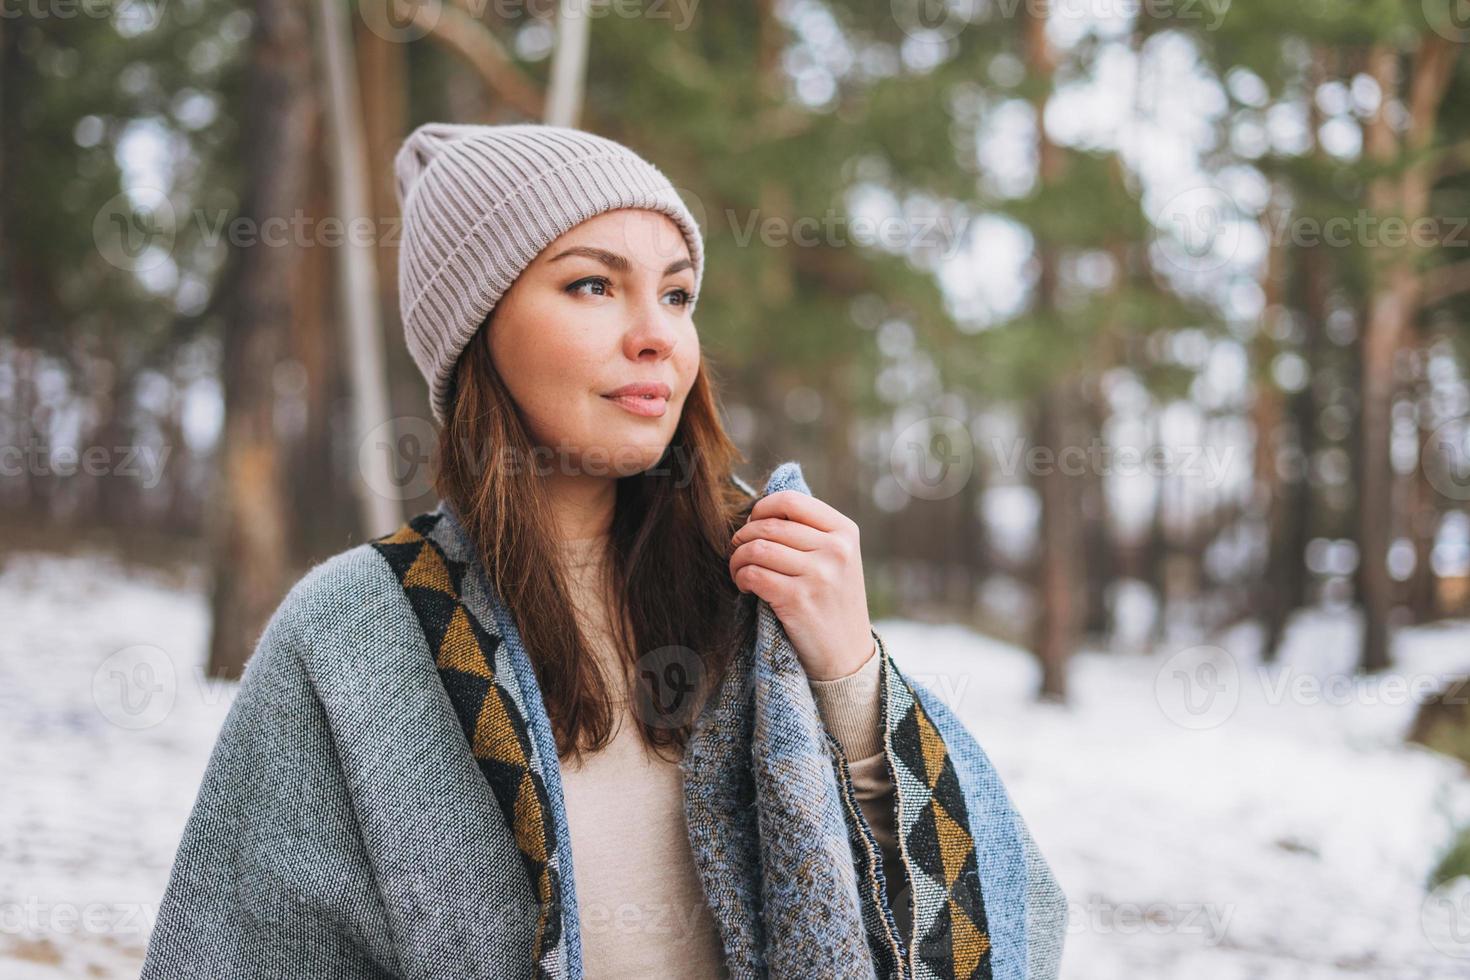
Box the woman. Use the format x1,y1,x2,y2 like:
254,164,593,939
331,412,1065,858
141,123,1067,980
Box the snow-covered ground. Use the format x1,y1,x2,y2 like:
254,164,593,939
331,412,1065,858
2,549,1468,978
0,550,229,978
882,610,1470,979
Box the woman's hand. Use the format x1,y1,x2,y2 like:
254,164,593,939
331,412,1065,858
729,490,876,681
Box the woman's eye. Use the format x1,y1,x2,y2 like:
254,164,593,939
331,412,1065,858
565,277,694,308
566,276,610,297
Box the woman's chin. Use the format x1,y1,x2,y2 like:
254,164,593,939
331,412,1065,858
617,445,676,478
562,437,672,479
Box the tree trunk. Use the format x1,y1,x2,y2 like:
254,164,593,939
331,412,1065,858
1284,237,1328,615
1033,385,1079,702
1255,200,1290,662
1357,276,1410,672
354,16,405,324
1356,37,1457,673
1408,370,1441,622
315,0,400,539
1143,411,1169,650
205,0,318,679
287,119,342,565
1080,383,1112,637
545,0,590,127
1023,0,1072,700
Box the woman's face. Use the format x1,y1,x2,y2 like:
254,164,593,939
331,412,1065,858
485,208,700,479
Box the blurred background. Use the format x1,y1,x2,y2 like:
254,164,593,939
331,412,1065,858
4,0,1470,976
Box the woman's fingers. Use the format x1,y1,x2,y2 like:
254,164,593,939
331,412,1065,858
730,535,809,583
746,490,852,534
731,516,825,553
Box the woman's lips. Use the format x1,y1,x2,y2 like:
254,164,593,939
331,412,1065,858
601,393,669,418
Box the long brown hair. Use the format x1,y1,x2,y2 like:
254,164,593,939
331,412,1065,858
433,323,759,766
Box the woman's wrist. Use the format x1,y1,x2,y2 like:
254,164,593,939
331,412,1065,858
808,632,883,758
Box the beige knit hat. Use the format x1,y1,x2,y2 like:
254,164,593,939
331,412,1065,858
393,122,706,424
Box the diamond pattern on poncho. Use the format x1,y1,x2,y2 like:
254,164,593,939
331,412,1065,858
825,631,995,980
371,513,565,979
883,650,993,980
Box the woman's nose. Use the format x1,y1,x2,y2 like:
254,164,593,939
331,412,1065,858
622,292,679,358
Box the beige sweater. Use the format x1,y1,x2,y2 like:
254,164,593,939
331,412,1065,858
554,532,908,979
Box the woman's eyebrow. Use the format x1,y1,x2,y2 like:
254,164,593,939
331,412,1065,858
547,245,692,278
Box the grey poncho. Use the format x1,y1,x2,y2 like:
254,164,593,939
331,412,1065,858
141,460,1068,979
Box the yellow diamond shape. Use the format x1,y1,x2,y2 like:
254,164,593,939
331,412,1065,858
404,541,453,593
437,605,490,678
